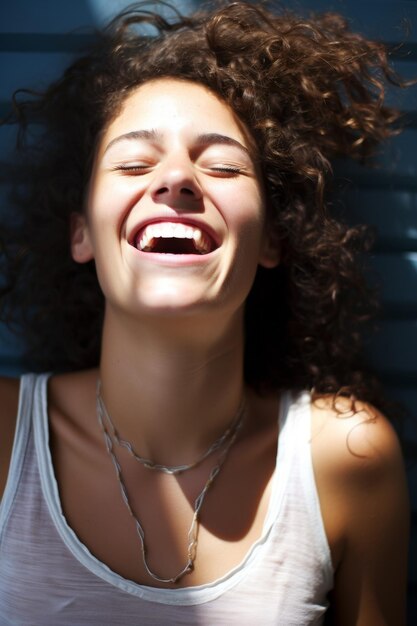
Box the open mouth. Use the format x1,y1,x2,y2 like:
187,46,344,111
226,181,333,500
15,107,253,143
134,222,217,255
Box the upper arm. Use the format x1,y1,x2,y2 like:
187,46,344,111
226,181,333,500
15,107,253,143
312,399,410,626
0,377,20,499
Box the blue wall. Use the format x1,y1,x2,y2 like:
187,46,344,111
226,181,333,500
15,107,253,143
296,3,417,620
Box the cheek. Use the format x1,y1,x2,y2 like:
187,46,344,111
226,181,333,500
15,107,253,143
215,176,265,221
223,199,267,288
228,191,266,249
86,177,141,243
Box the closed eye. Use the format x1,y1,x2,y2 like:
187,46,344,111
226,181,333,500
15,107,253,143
113,164,153,174
114,164,243,176
208,165,243,176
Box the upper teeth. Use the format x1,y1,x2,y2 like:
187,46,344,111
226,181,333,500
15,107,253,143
137,222,212,254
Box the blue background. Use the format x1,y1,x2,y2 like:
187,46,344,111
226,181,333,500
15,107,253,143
1,0,416,621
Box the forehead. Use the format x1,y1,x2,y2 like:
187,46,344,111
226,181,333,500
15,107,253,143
100,78,253,149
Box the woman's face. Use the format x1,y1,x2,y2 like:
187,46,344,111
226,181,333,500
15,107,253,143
73,78,278,321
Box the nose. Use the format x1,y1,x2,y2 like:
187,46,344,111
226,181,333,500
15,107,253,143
149,154,203,208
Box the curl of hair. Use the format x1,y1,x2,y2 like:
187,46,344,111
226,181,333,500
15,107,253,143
0,1,405,407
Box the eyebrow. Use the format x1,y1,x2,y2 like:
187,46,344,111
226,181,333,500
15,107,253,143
103,129,160,155
103,130,251,157
195,133,250,156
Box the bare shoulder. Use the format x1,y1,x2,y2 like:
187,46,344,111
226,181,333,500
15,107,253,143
311,395,409,625
310,395,404,481
0,376,20,499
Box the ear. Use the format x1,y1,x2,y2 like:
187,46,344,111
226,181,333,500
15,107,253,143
259,231,280,269
70,212,94,263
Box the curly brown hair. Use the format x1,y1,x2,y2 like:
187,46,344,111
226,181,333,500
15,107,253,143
0,1,404,404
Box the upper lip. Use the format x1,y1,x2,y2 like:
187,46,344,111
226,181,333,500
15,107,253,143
127,216,221,250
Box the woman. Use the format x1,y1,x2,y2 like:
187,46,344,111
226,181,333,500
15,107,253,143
0,2,409,624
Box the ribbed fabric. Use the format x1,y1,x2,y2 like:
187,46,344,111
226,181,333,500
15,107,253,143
0,374,333,625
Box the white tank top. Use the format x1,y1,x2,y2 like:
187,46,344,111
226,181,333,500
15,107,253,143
0,374,333,625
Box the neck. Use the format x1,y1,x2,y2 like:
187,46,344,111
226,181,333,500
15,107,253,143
98,306,246,466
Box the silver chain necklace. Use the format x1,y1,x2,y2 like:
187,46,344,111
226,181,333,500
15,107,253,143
96,384,246,585
96,380,246,475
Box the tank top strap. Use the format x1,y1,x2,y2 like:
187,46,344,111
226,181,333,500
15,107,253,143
0,373,44,532
278,389,311,445
261,390,310,527
274,389,333,585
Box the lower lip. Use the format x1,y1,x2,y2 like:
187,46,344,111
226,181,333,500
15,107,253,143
129,245,218,266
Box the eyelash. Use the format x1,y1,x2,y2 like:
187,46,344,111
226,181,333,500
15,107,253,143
112,164,243,176
114,164,150,173
210,166,242,175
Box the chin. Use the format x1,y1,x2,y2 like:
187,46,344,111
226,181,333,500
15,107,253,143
134,288,213,317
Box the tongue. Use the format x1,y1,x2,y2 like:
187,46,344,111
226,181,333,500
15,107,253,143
150,237,200,254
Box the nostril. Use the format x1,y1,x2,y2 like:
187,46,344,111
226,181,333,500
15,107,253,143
155,186,195,196
155,186,169,195
180,187,195,196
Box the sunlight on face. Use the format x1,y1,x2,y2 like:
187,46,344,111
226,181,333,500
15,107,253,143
73,79,278,323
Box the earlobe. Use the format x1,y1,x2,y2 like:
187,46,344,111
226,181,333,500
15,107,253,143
70,212,94,263
259,237,280,269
